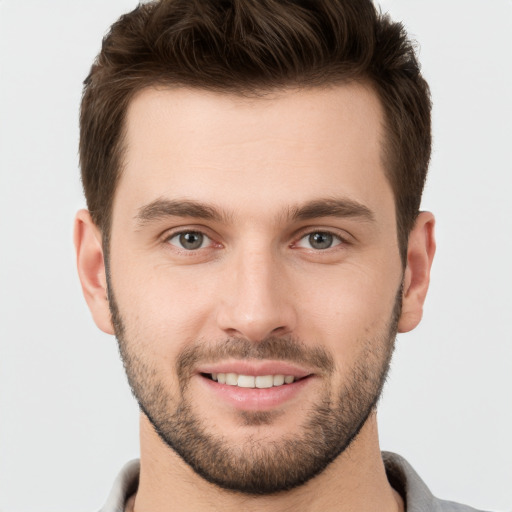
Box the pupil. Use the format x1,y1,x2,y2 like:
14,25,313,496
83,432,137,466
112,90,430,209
309,232,332,249
180,232,203,250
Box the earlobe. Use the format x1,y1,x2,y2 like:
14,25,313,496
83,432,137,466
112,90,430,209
74,209,115,335
398,211,436,333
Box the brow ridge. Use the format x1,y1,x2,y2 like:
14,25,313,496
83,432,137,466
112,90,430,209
289,198,375,222
135,198,228,226
135,196,375,227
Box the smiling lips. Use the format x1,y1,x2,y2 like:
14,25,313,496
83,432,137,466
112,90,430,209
197,362,314,410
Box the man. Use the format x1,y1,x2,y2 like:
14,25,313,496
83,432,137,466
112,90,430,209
73,1,482,511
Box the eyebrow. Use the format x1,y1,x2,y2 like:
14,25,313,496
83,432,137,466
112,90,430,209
135,197,375,227
289,198,375,223
135,198,231,227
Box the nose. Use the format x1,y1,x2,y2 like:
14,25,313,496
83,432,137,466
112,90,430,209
216,245,297,342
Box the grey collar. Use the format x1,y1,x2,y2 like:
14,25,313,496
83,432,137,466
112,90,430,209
100,452,485,512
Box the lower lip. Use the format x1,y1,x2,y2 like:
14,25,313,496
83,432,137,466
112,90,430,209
198,375,313,411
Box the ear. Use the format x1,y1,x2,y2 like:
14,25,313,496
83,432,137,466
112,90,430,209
398,211,436,333
74,209,114,335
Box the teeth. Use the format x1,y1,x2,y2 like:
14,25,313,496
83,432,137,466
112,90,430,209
226,373,238,385
255,375,273,388
238,375,255,388
211,373,297,388
273,374,285,386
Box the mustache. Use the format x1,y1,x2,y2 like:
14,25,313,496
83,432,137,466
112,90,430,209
176,336,336,381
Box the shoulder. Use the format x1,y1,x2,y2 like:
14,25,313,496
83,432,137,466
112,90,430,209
98,459,140,512
435,499,489,512
382,452,491,512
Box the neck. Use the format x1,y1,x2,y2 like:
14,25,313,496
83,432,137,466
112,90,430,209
129,412,403,512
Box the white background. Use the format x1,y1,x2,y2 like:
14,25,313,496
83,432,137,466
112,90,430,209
0,1,511,511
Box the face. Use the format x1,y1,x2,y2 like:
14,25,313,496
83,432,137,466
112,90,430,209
107,84,404,494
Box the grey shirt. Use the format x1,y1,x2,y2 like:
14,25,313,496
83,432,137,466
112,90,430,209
99,452,488,512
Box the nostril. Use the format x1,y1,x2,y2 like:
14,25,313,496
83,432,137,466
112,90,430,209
270,325,289,336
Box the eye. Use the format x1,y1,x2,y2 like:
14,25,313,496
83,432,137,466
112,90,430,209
167,231,211,250
296,231,343,250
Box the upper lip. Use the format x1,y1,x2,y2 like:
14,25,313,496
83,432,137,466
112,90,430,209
197,360,313,379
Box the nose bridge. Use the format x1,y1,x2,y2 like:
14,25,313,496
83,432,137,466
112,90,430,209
216,240,295,342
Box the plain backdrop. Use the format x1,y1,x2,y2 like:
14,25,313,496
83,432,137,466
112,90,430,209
0,1,511,511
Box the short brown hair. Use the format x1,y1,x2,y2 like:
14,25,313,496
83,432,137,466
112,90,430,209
80,0,431,263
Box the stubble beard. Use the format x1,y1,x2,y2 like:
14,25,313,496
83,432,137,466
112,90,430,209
108,284,401,495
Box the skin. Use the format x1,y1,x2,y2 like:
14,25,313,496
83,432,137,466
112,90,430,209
75,83,435,512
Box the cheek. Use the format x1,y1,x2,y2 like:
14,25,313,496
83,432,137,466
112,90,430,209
291,263,400,357
112,258,220,349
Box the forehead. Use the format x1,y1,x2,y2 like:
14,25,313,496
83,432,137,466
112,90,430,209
115,84,392,225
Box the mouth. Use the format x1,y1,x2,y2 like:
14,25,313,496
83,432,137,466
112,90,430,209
196,362,315,411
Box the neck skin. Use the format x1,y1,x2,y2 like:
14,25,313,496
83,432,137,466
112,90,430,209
127,412,404,512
